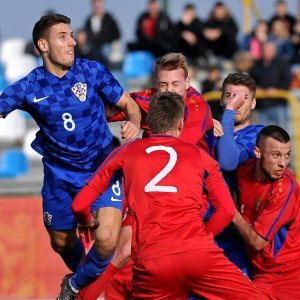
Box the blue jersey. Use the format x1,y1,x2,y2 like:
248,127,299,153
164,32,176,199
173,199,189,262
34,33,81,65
0,58,123,171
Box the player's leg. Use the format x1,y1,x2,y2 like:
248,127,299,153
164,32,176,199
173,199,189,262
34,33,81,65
172,248,259,300
77,223,132,299
42,159,85,272
47,229,84,272
131,256,188,300
69,175,123,291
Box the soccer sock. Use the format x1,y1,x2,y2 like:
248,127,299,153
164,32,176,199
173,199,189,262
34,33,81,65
60,237,85,272
71,245,114,290
77,263,118,300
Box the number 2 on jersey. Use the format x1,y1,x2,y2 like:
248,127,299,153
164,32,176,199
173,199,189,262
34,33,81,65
144,146,178,193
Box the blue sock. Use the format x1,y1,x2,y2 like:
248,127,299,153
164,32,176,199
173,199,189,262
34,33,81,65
60,238,84,272
71,245,114,289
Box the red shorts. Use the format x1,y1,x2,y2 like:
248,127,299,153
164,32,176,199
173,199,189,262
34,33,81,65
105,261,133,300
253,269,300,300
132,248,260,300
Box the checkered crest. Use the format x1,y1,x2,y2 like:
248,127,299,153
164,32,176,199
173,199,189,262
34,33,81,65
72,82,87,102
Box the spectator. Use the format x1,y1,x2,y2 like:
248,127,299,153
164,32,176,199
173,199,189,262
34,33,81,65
268,0,296,35
72,91,260,299
128,0,175,57
241,20,269,61
233,50,254,74
176,3,205,64
249,40,292,131
233,125,300,299
202,1,238,60
269,19,294,63
250,41,292,131
84,0,121,66
201,65,222,93
74,28,95,60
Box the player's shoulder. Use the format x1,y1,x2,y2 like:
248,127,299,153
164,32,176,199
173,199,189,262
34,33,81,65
186,86,205,101
130,88,156,100
74,58,107,73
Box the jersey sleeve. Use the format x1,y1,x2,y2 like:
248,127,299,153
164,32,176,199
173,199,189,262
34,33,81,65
0,80,26,117
96,63,124,105
180,90,214,156
201,151,235,235
71,143,131,224
253,175,298,241
217,109,255,171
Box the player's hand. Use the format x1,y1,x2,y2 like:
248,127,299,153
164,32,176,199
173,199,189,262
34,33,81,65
213,118,223,137
121,121,140,142
78,216,100,243
225,91,246,111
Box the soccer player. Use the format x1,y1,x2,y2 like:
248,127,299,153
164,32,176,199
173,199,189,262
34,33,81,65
233,125,300,299
214,73,265,278
72,91,260,299
0,14,141,298
92,52,215,300
107,52,215,156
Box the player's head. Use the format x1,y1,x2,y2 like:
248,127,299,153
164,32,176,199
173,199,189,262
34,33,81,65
254,125,291,181
221,72,256,127
154,53,190,98
147,91,184,137
33,14,76,71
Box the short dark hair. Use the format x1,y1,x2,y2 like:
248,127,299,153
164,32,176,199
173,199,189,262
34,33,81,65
146,92,184,134
32,14,71,53
221,72,257,98
256,125,290,147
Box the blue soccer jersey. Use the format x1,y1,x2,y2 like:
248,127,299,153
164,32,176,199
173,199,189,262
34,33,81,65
0,58,123,171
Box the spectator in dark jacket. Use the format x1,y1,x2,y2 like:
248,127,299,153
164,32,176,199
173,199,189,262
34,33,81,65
202,1,238,60
128,0,175,57
84,0,121,65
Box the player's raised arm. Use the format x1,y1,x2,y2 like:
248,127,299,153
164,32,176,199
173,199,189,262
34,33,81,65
115,91,141,142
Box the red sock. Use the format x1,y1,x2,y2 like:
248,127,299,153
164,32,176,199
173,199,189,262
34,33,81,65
77,263,118,300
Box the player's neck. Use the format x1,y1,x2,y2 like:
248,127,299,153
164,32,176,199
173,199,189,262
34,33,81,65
44,61,69,78
234,120,251,132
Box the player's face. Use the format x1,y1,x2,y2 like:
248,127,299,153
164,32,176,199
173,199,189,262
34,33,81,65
155,68,190,98
222,84,256,127
44,23,76,71
255,137,291,181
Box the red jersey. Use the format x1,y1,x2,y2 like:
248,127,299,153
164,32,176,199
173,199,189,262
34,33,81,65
72,134,234,264
237,161,300,276
109,87,214,156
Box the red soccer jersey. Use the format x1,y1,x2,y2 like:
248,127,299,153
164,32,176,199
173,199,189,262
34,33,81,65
237,161,300,276
72,134,234,264
108,87,214,156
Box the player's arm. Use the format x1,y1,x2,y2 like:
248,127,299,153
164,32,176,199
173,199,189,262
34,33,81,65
72,144,129,225
233,211,269,251
202,154,235,235
115,91,141,142
217,109,250,170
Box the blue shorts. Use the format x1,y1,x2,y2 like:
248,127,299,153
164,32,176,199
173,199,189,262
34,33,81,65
41,159,123,230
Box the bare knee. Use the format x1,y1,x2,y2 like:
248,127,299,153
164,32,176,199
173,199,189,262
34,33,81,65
94,226,120,258
48,229,77,254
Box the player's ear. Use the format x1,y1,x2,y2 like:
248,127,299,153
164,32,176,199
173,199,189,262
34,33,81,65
185,77,190,89
38,39,48,53
251,97,256,110
254,146,261,159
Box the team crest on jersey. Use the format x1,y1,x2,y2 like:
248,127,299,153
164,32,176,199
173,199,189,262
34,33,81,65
72,82,87,101
44,212,52,225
